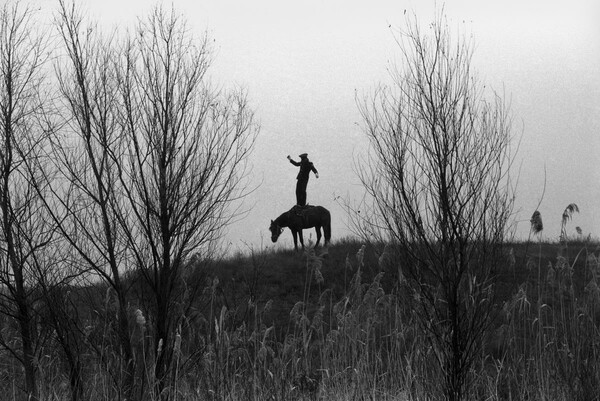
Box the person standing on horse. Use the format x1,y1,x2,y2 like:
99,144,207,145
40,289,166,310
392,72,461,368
287,153,319,206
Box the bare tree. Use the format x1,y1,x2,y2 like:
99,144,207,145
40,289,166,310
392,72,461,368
39,2,138,398
355,13,515,400
36,4,257,399
114,7,258,396
0,2,53,400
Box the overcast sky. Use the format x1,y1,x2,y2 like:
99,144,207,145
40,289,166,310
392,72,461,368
47,0,600,252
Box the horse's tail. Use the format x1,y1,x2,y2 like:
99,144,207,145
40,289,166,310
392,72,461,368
323,209,332,244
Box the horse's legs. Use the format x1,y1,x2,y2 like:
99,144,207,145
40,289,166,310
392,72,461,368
298,230,305,250
291,230,299,252
315,226,322,247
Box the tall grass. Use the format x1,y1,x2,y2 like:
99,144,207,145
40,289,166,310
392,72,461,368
493,244,600,401
2,232,600,400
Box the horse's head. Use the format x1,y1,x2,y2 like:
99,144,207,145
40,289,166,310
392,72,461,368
269,219,284,243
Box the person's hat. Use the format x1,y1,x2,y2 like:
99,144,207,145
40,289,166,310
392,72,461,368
299,153,308,158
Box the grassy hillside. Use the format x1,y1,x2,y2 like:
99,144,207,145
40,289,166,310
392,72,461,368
159,237,599,395
201,239,387,329
3,237,600,400
195,237,600,399
203,238,596,328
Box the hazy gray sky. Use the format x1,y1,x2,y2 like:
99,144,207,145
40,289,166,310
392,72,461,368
51,0,600,252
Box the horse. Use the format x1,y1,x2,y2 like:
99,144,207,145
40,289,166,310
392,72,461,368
269,205,331,251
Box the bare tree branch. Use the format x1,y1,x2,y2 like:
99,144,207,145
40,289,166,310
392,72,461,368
112,7,258,395
0,2,53,400
354,12,516,400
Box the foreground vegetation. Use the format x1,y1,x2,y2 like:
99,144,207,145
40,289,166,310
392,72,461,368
0,2,594,400
2,237,600,400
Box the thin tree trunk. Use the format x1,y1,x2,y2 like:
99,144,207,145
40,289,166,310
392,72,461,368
1,132,38,401
16,294,37,401
116,286,135,398
2,202,38,400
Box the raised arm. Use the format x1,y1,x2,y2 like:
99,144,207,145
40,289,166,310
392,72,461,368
287,155,301,166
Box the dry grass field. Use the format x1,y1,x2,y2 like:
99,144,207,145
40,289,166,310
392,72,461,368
3,237,600,400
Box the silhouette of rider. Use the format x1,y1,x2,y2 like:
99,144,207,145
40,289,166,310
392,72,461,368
287,153,319,206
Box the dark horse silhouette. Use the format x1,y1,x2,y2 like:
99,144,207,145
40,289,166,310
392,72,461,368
269,205,331,251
